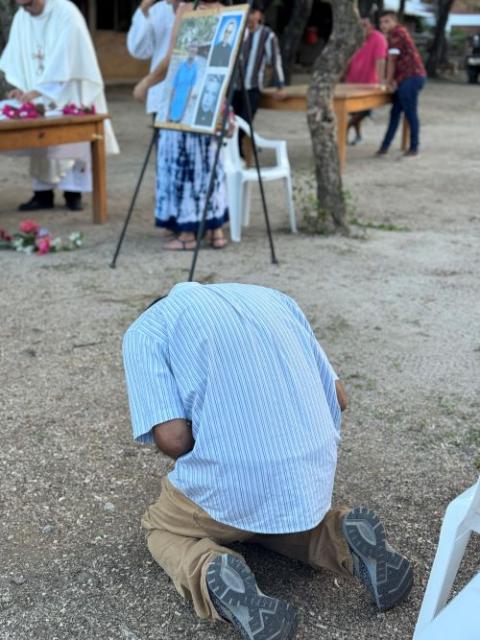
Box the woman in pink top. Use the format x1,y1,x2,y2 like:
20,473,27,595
345,16,388,144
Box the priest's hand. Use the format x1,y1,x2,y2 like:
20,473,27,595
20,90,42,103
133,78,149,103
7,88,23,101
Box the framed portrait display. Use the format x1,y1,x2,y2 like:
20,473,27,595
154,4,248,134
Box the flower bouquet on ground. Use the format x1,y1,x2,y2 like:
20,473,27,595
0,219,84,255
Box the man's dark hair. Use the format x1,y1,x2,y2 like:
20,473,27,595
251,1,265,13
379,10,398,19
146,295,167,310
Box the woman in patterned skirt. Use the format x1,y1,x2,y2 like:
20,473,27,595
154,129,228,250
134,0,229,250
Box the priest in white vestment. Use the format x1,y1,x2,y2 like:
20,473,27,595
0,0,119,211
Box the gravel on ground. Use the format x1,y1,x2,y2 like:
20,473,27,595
0,80,479,640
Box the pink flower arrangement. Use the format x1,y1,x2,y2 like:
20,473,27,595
19,219,40,234
0,219,83,255
36,235,52,255
1,102,45,120
2,102,95,120
62,104,96,116
0,228,12,243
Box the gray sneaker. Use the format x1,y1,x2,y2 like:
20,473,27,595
342,507,413,612
206,554,298,640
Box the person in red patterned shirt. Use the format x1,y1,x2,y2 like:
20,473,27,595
377,11,426,157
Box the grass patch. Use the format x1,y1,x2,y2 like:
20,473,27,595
439,396,458,417
349,218,411,232
466,426,480,447
325,315,351,337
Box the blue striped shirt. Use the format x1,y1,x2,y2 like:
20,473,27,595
123,283,341,534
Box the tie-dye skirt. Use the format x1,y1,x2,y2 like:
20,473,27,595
155,130,229,234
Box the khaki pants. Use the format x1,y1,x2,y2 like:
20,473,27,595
141,477,353,620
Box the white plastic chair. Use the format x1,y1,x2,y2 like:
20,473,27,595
223,116,297,242
413,477,480,640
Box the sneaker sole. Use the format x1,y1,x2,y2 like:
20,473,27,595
206,555,298,640
342,507,413,612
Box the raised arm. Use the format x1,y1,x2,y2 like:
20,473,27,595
133,2,188,102
127,1,158,60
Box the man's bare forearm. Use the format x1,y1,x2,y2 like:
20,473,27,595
335,380,348,412
386,55,396,86
153,419,194,459
377,59,386,83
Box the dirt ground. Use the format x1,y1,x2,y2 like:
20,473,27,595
1,80,480,640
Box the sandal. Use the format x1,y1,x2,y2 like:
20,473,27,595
164,238,197,251
211,236,228,249
209,231,228,250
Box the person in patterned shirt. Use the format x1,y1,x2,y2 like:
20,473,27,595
377,11,426,157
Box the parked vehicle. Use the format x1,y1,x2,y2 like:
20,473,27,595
466,33,480,83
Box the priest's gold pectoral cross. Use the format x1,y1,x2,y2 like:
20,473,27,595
32,47,45,74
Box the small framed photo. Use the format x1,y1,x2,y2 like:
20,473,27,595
193,72,226,128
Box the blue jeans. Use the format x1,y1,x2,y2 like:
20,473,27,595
380,76,426,152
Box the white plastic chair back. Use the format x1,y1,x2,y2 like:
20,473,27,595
413,477,480,640
223,116,297,242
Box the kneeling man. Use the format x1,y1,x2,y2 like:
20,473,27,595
0,0,119,211
123,283,412,640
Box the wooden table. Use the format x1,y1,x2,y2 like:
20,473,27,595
0,114,108,223
260,84,409,172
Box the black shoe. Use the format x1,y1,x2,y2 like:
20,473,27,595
207,555,298,640
64,191,83,211
18,190,54,211
342,507,413,612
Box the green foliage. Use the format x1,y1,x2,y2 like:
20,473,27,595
175,16,218,53
293,173,331,234
342,188,356,218
466,425,480,447
343,189,410,233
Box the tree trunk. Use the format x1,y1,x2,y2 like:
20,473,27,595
398,0,406,21
306,0,362,234
0,0,16,97
280,0,314,85
426,0,455,77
